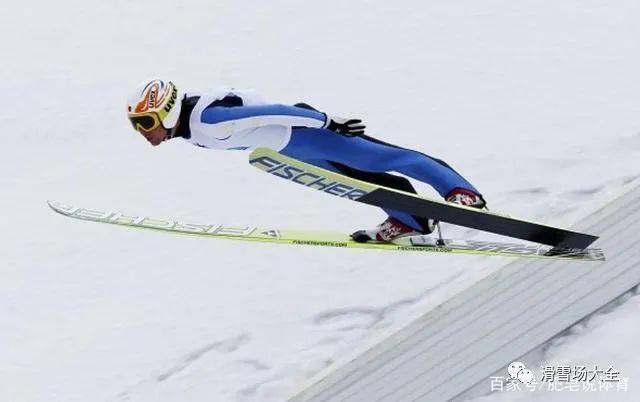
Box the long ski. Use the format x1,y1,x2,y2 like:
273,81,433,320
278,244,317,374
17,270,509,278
47,201,604,261
249,148,600,249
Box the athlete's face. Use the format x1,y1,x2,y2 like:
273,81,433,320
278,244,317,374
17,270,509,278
138,125,168,146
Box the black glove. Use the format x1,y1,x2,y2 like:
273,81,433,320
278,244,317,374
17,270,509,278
323,115,366,137
293,103,366,137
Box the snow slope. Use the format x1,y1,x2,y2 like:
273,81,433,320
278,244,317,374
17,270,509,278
1,1,639,401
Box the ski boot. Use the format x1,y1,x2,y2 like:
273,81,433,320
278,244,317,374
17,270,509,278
351,217,434,243
445,188,487,209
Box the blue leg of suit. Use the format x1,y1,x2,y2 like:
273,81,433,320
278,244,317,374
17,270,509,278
279,128,480,231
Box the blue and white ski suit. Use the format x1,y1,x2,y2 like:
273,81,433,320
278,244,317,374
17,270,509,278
178,88,480,231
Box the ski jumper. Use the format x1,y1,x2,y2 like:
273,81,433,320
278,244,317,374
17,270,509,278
175,89,480,231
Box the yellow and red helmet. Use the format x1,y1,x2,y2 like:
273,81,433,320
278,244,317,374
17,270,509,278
126,80,182,131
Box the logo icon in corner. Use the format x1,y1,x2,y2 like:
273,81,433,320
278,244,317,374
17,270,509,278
508,361,534,384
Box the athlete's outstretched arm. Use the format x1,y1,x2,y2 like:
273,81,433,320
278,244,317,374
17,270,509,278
200,104,327,131
201,103,365,137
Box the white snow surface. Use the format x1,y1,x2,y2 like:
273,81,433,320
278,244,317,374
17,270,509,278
1,1,639,401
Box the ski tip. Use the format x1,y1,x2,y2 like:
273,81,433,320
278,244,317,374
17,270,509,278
47,200,61,210
47,200,70,216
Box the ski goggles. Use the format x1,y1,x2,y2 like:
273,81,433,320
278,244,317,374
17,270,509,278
128,112,163,132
